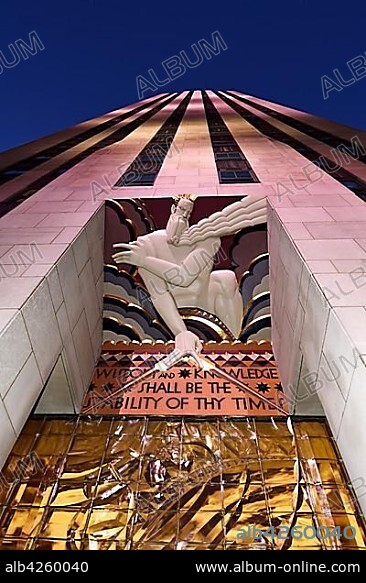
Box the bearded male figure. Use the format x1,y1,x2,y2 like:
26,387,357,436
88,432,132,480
112,194,267,354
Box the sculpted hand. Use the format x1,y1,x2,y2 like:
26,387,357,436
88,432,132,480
168,235,180,245
112,241,145,268
175,330,203,354
155,331,203,371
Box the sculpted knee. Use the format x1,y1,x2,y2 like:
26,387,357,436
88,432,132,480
221,270,239,296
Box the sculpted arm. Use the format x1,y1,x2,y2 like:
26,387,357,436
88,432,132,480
112,238,219,288
139,269,187,336
139,268,202,352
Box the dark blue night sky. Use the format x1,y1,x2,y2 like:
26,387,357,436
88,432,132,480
1,0,366,152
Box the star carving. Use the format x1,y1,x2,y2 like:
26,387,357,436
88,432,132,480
104,382,115,393
256,382,270,394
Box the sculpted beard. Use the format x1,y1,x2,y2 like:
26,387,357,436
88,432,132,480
166,212,189,244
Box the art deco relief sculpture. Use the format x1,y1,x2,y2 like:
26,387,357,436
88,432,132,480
112,194,267,359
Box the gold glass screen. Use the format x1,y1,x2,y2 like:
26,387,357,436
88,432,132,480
0,416,365,551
